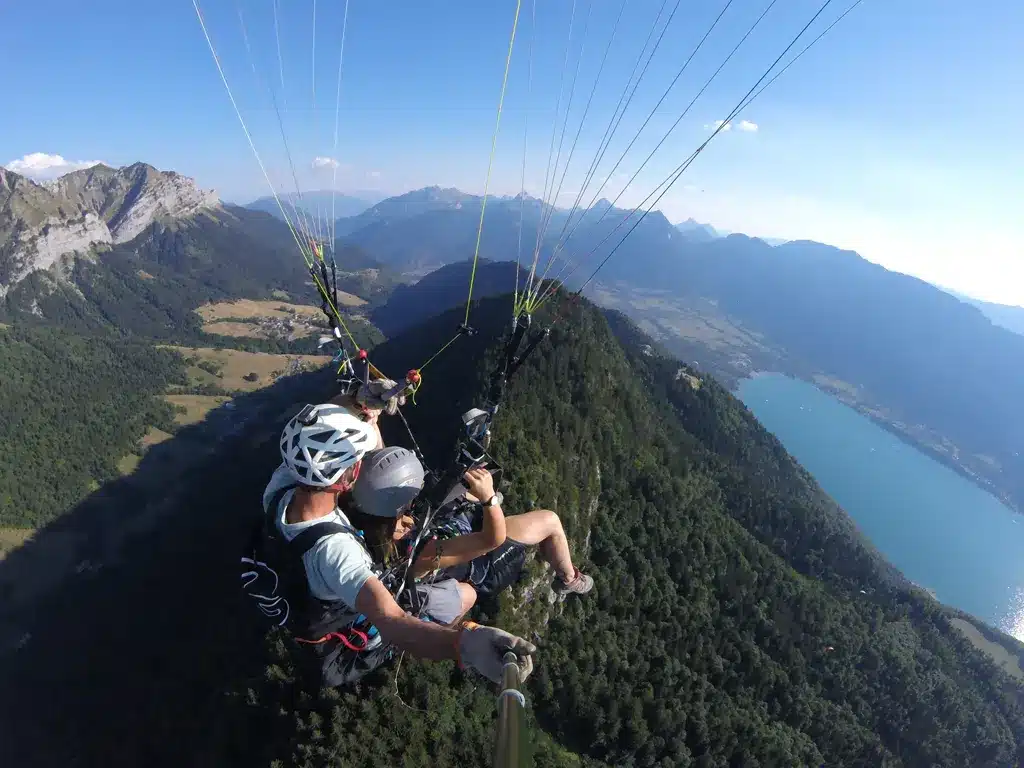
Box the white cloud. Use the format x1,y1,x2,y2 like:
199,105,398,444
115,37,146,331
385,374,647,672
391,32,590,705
312,156,339,170
704,120,732,132
5,152,104,180
367,170,381,179
738,120,759,133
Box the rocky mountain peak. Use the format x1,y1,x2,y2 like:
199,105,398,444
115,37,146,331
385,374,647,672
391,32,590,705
0,162,219,290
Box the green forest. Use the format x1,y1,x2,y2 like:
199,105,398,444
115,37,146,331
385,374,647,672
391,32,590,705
5,293,1021,767
0,324,183,526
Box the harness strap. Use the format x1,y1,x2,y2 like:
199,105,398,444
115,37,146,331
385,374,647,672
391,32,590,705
288,521,351,558
262,484,298,532
296,628,369,652
263,482,357,558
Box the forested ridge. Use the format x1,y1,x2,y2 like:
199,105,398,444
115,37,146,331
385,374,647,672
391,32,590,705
0,324,183,526
5,292,1020,767
242,296,1024,766
0,211,385,526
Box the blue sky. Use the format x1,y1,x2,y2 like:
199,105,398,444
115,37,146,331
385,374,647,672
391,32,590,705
2,0,1022,304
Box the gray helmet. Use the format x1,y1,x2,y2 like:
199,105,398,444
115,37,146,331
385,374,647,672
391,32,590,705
352,447,426,518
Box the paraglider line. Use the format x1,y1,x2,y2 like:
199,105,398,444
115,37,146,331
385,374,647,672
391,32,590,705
330,0,352,253
514,0,536,319
527,0,629,312
529,0,682,306
464,0,523,327
530,0,595,290
537,0,781,305
549,0,675,260
193,0,369,360
566,0,859,303
533,0,738,307
236,3,317,249
537,0,861,312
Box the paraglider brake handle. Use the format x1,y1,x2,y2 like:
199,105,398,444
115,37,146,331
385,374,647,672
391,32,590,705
377,369,421,403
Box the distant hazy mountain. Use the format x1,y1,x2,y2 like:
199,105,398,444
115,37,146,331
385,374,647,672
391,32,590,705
329,187,1024,512
939,287,1024,338
336,188,578,271
337,186,681,277
245,190,377,222
675,219,791,246
333,186,479,239
675,217,719,241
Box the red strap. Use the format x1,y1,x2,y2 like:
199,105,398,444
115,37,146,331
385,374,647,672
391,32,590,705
296,627,369,652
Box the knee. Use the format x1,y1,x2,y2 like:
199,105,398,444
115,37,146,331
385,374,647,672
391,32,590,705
457,582,478,614
539,509,564,534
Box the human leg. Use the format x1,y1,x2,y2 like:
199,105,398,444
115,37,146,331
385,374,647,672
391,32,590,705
504,510,575,582
416,578,474,625
504,510,594,598
456,581,477,619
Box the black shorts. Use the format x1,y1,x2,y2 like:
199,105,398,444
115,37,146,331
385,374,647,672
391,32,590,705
445,539,527,597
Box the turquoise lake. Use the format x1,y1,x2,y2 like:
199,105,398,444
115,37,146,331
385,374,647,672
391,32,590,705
736,373,1024,638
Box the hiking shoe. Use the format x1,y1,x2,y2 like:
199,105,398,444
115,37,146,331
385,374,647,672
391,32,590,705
552,568,594,600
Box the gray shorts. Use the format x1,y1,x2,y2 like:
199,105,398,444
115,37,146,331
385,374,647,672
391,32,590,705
414,578,464,625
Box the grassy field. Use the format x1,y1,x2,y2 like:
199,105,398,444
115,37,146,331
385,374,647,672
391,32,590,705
589,285,767,352
168,346,332,393
116,346,331,478
195,296,364,319
117,454,142,475
813,374,862,398
950,617,1024,681
141,427,173,447
0,527,34,560
195,298,366,341
165,394,233,426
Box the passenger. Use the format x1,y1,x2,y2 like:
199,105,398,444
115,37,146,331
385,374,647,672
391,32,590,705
351,447,595,602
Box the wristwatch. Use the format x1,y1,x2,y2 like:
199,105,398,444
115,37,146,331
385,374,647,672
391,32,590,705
484,492,503,509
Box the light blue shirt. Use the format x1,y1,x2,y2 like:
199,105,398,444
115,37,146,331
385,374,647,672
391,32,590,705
262,464,375,608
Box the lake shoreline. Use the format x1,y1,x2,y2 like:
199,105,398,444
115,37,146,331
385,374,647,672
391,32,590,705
737,370,1021,517
737,373,1024,638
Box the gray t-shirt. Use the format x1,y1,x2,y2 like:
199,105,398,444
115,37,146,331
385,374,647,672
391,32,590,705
263,464,374,609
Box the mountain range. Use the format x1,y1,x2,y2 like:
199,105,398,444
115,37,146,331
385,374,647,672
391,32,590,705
329,186,1024,514
2,162,1024,766
245,190,379,222
675,217,720,241
12,166,1016,512
939,286,1024,337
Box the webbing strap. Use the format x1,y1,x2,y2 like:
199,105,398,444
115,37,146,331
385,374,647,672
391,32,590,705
263,483,354,558
288,521,351,558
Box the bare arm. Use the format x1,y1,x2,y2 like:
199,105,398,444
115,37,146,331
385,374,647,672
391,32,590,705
354,576,460,659
412,503,505,577
411,468,506,578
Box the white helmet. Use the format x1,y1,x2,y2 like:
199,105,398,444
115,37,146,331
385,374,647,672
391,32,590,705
280,403,376,487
